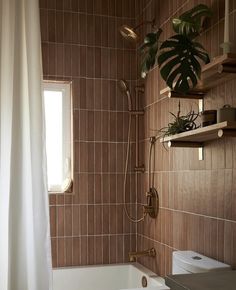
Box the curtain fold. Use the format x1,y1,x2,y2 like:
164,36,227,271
0,0,52,289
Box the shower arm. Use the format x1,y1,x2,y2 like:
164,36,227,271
133,19,156,31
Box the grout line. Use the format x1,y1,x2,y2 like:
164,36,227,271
137,233,178,251
136,203,236,224
43,74,138,82
42,41,137,51
51,233,137,238
39,8,136,20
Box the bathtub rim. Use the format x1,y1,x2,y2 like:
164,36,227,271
52,262,166,285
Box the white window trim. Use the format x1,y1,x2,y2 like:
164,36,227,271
43,81,73,194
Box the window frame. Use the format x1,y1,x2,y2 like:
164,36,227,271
43,80,73,194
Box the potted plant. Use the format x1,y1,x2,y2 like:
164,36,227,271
140,4,213,94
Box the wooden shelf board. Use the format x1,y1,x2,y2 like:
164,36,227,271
160,53,236,98
160,121,236,144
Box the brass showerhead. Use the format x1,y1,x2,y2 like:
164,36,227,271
119,25,139,42
119,19,156,43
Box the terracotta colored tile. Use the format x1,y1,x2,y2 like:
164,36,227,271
51,238,58,268
71,0,79,12
88,143,95,172
65,205,72,236
72,237,81,266
102,174,110,203
71,14,79,43
86,79,94,110
88,205,95,235
94,112,102,142
57,238,65,267
80,236,88,265
56,194,64,205
95,236,103,264
88,236,95,265
95,205,103,235
49,194,56,205
117,235,124,263
48,43,56,75
57,206,65,236
94,79,102,109
63,12,72,43
50,206,57,237
86,47,95,78
87,15,95,46
65,238,73,266
79,46,87,77
80,205,88,235
110,235,117,263
71,45,80,77
109,174,116,203
78,173,88,203
72,205,80,235
103,236,110,264
64,44,71,76
79,142,88,172
56,44,64,76
94,16,102,46
109,143,116,172
102,205,110,234
94,174,102,203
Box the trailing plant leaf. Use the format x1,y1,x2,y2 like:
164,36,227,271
158,34,210,93
172,4,212,39
139,29,162,78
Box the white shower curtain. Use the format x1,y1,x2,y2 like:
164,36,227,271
0,0,52,289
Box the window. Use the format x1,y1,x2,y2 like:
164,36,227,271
43,81,73,193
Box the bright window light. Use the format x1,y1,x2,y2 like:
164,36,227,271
43,82,72,193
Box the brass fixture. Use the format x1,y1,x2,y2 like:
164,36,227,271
130,110,145,115
129,248,156,262
134,165,145,173
142,276,148,288
143,136,159,219
119,19,156,42
118,79,132,111
143,187,159,218
135,84,145,93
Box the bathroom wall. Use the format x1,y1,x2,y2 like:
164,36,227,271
137,0,236,277
39,0,139,267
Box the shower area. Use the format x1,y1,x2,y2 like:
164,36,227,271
41,0,159,270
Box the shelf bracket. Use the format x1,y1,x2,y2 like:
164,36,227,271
218,129,236,138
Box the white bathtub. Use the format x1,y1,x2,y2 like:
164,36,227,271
53,263,169,290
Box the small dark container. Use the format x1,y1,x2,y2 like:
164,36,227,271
201,110,217,127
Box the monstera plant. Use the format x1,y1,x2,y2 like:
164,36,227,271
140,4,212,93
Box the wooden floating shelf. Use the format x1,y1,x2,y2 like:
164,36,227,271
160,121,236,148
160,53,236,99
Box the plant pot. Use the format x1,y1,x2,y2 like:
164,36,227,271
217,105,236,123
201,110,217,127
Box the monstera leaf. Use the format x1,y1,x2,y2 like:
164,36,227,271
158,34,210,93
172,4,212,38
139,29,162,78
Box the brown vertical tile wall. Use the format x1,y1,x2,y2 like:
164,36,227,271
137,0,236,277
40,0,138,268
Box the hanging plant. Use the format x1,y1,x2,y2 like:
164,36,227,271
172,4,213,39
140,4,212,94
158,35,209,93
139,29,162,78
